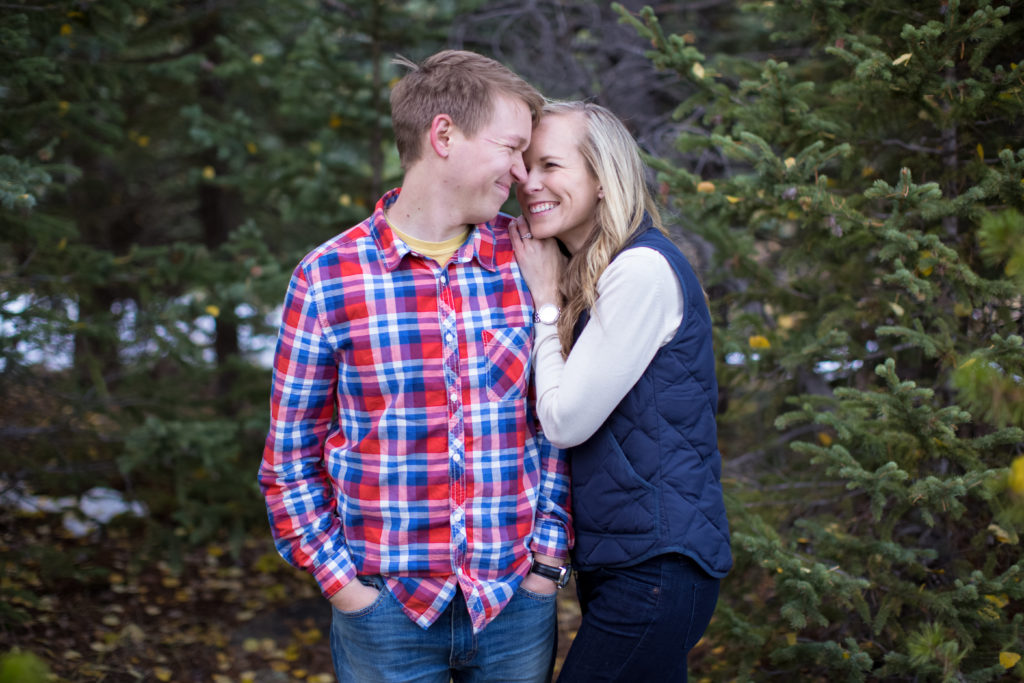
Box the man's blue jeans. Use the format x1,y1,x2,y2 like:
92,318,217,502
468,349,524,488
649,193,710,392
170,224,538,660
557,553,720,683
330,577,557,683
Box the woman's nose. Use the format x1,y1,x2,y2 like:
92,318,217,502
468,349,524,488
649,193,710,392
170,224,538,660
519,167,541,193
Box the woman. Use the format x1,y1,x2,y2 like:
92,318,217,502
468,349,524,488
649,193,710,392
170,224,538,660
510,101,732,682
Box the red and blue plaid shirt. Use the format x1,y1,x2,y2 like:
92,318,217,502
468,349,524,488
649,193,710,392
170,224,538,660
259,189,572,632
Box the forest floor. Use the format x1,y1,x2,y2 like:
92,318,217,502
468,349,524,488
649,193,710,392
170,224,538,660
1,505,583,682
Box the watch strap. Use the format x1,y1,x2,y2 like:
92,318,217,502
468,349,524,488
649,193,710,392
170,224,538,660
530,560,571,588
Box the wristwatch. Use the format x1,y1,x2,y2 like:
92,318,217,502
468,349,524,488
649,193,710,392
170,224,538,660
530,560,572,588
534,303,560,326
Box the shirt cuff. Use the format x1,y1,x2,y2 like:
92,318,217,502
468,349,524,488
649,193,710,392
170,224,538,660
530,517,572,561
312,551,359,599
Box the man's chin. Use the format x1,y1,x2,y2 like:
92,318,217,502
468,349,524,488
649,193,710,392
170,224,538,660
467,206,505,225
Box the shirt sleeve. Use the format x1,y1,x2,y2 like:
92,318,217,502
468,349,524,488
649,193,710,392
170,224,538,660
257,263,356,598
533,247,684,449
525,385,573,560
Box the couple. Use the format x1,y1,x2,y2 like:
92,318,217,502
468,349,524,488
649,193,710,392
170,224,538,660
258,50,731,683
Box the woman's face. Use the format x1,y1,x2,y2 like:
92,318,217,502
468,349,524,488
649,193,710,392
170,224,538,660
516,113,602,253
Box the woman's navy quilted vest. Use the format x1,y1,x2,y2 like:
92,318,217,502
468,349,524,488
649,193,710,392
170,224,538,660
568,223,732,577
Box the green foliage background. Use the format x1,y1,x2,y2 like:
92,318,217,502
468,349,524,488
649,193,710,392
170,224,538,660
615,0,1024,679
1,0,473,555
2,0,1023,680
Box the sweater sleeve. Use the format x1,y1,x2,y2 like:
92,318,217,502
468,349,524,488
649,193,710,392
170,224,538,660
532,247,684,448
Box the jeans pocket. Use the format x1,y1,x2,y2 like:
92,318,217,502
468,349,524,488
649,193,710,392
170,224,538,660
515,584,558,603
333,583,388,619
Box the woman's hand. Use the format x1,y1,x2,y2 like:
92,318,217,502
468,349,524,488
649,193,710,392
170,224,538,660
509,216,564,308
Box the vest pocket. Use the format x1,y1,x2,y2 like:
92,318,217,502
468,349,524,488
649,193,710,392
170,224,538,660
481,327,531,402
572,431,658,536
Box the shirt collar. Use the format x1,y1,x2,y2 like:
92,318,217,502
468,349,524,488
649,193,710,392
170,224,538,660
372,188,499,273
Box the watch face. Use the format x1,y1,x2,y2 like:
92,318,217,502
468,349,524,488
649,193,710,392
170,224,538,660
538,304,559,325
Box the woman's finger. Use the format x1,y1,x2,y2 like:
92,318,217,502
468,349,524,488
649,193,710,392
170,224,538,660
510,216,532,246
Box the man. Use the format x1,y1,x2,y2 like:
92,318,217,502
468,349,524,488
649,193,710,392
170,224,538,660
258,50,573,683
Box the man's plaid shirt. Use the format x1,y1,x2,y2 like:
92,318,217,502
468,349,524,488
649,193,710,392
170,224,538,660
259,188,572,633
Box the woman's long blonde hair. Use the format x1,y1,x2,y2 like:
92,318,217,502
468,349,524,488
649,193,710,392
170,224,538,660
545,101,664,356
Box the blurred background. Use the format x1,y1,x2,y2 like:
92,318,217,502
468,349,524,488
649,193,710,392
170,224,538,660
2,0,1023,681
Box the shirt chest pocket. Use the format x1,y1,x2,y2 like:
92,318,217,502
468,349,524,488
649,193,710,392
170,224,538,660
481,327,531,402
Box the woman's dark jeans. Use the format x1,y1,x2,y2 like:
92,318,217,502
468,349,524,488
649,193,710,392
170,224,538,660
557,553,720,682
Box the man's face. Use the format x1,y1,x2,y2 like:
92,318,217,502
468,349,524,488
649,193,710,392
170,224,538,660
447,94,532,226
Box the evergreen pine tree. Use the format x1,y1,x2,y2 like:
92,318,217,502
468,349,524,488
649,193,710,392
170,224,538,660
616,1,1024,679
0,0,476,558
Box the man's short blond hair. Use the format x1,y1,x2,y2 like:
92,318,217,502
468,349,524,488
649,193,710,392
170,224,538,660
390,50,543,169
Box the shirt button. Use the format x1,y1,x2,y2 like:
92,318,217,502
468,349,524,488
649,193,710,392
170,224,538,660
445,332,454,343
450,391,458,403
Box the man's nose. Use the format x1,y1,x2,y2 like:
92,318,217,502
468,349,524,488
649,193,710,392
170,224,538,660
510,152,527,183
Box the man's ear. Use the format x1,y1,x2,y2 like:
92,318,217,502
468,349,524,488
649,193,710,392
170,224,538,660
429,114,454,158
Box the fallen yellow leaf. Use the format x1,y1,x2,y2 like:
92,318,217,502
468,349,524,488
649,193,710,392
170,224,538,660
1000,651,1021,669
985,594,1009,608
296,627,322,645
1009,456,1024,495
776,313,803,330
748,335,771,349
988,523,1018,544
